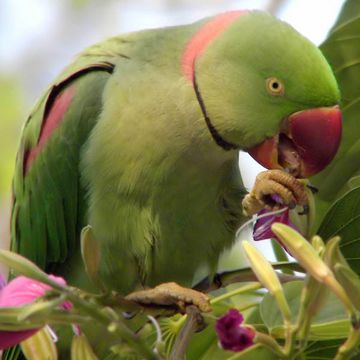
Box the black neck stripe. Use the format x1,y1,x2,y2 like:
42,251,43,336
193,72,238,151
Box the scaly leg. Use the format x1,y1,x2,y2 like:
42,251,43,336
242,170,308,217
125,282,211,313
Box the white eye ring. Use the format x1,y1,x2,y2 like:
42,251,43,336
266,77,285,96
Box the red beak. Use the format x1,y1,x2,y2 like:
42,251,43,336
248,106,342,178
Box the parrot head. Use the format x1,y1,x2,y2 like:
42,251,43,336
183,11,341,178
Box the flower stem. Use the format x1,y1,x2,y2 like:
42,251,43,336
169,305,204,360
255,332,287,358
59,288,158,360
210,283,262,305
283,321,296,357
334,325,360,360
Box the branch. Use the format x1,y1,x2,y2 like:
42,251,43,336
194,262,303,293
170,305,205,360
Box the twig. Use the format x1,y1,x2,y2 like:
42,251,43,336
193,263,303,293
334,325,360,360
170,306,205,360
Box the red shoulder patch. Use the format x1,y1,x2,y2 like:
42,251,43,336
181,10,248,83
24,85,76,174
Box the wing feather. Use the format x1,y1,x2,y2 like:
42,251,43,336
11,64,114,272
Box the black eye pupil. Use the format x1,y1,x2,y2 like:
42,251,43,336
272,82,279,89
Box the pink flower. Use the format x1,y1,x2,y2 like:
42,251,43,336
0,274,67,350
215,309,255,352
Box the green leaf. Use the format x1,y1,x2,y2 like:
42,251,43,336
312,0,360,226
318,186,360,276
331,0,360,28
2,346,21,360
260,281,349,340
185,310,275,360
246,306,267,332
186,319,230,360
271,320,350,341
224,344,277,360
334,264,360,310
302,339,344,360
260,281,301,327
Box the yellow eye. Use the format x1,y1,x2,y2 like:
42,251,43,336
266,77,285,96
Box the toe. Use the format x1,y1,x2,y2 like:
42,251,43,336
254,170,308,208
267,170,308,205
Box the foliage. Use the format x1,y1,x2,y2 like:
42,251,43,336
318,186,360,276
312,0,360,228
1,217,360,359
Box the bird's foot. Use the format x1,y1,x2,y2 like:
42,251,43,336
242,169,308,217
125,282,211,313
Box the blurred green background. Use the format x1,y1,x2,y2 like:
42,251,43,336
0,0,345,260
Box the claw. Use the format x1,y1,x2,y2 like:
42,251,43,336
306,183,319,194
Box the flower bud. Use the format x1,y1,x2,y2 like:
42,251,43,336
242,241,282,295
20,327,58,360
242,241,291,322
272,224,356,316
80,226,104,290
271,224,332,282
71,334,98,360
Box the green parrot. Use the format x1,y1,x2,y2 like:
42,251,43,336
10,9,341,351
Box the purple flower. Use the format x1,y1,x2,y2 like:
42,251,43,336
253,208,296,241
215,308,255,352
0,274,67,350
253,193,299,243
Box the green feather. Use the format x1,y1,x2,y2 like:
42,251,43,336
12,66,113,280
